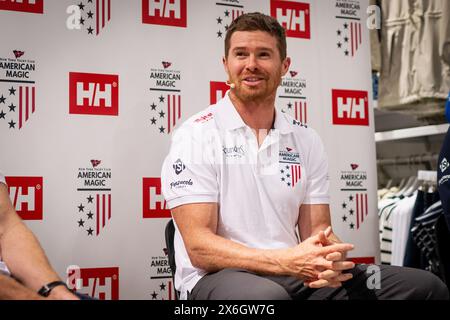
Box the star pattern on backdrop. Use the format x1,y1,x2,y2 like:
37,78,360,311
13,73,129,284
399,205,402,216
149,96,172,135
76,195,102,237
340,194,366,230
76,1,107,36
0,84,21,129
215,7,244,39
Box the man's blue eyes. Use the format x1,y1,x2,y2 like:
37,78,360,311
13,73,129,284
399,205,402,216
235,52,270,57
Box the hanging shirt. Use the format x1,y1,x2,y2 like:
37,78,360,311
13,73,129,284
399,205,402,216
379,0,450,108
161,92,330,299
438,127,450,232
391,192,417,266
379,199,399,264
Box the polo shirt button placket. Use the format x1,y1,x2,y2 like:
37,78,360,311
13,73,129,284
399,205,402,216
257,134,279,177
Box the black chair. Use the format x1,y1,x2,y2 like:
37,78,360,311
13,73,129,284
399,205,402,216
165,219,180,299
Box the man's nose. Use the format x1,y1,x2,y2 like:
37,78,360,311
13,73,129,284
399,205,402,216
245,54,258,71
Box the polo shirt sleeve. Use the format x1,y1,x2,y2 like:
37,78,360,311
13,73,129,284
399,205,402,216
303,130,330,204
161,125,219,209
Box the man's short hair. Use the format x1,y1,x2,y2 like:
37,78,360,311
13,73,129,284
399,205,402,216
224,12,287,61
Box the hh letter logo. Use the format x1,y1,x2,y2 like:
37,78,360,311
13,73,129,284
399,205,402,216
69,72,119,116
5,176,43,220
67,266,119,300
210,81,228,105
0,0,44,14
142,0,187,28
143,178,170,218
332,89,369,126
271,0,310,39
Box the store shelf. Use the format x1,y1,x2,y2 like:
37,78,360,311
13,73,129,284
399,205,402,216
375,123,449,142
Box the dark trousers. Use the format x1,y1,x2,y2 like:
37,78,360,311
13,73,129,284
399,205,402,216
189,264,449,300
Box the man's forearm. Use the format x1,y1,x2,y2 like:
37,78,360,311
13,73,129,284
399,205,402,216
188,231,288,276
0,275,43,300
1,220,62,291
0,185,78,299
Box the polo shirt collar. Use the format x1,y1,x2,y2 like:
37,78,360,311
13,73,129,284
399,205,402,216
273,106,294,135
215,91,293,135
215,91,246,131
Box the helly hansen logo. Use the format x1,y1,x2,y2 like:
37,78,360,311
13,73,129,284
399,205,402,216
0,0,43,14
210,81,228,105
142,0,187,28
67,266,119,300
69,72,119,116
143,178,170,218
271,0,310,39
332,89,369,126
5,176,43,220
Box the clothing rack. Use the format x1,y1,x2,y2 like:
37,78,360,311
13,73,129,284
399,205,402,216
377,153,439,167
375,124,449,142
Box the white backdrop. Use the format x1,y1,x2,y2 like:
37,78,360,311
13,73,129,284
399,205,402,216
0,0,379,300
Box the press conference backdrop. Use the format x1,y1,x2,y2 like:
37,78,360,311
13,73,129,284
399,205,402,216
0,0,379,299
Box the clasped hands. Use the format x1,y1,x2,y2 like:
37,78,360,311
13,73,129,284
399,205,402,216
284,227,355,289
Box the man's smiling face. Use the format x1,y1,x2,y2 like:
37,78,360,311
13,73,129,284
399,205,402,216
224,30,290,103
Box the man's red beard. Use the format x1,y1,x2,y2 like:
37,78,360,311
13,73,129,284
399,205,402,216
232,72,281,102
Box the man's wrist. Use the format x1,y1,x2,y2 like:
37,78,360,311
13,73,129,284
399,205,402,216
38,280,76,298
47,284,79,300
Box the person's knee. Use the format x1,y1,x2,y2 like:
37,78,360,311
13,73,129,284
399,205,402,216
407,270,449,300
191,269,293,300
230,282,291,300
422,273,449,300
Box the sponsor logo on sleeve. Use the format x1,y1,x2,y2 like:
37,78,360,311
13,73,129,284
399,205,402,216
173,159,186,175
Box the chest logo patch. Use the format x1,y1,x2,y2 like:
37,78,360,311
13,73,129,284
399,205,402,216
279,147,302,188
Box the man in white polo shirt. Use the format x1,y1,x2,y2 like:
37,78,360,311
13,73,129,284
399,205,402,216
0,172,78,300
161,12,449,300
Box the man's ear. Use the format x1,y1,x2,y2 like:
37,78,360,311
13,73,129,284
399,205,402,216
281,57,291,76
223,56,229,75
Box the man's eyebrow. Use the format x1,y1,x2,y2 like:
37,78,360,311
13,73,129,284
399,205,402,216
231,47,274,51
